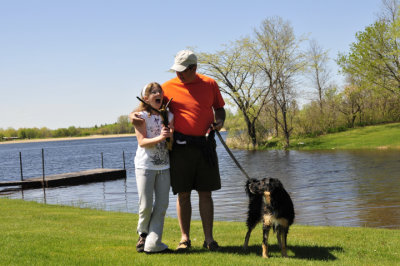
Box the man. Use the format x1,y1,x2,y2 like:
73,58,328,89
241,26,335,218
131,50,225,251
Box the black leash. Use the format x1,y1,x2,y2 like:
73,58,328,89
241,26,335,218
215,130,251,180
135,99,251,180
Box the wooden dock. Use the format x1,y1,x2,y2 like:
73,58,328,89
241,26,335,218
0,168,126,189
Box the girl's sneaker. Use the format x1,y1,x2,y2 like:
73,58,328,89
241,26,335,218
136,233,147,252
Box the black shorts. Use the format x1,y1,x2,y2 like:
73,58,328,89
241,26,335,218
170,143,221,195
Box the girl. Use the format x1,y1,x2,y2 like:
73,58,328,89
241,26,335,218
134,82,173,253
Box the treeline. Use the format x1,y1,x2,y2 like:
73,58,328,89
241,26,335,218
0,115,134,141
224,86,400,148
200,0,400,149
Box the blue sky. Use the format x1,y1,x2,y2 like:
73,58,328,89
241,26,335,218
0,0,382,129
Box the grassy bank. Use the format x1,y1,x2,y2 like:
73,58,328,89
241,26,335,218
1,198,399,265
272,122,400,150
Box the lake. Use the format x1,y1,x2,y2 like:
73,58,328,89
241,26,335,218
1,134,399,229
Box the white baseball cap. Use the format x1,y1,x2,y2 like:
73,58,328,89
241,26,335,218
170,50,197,72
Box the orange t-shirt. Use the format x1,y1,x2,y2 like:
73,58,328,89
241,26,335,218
162,74,225,136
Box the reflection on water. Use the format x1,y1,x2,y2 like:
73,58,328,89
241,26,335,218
0,135,399,229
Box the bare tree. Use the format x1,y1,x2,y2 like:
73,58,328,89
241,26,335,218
379,0,399,23
307,39,331,111
198,39,270,149
253,17,307,148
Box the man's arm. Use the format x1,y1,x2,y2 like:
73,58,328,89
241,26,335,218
213,107,226,131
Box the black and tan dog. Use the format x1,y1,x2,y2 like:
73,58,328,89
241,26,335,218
243,178,295,258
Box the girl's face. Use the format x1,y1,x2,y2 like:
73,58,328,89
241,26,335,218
144,86,163,110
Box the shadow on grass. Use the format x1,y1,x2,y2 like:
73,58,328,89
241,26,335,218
217,244,343,261
145,244,343,261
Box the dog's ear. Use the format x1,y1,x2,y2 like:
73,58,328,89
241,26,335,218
245,180,250,194
245,179,253,195
269,178,281,200
269,178,283,190
270,179,288,205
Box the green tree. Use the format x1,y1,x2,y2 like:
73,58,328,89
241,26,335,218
295,86,342,136
337,85,366,127
337,2,400,94
17,128,39,139
39,127,52,138
116,115,133,134
4,128,17,138
67,126,79,136
53,128,70,137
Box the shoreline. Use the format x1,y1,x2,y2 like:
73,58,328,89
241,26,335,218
0,130,227,145
0,134,135,145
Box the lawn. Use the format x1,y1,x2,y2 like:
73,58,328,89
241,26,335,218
291,122,400,150
1,198,399,265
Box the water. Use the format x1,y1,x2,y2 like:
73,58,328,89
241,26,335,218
1,134,399,229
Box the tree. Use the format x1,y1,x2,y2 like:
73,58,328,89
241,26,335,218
307,39,331,111
53,128,70,137
253,17,307,148
68,126,79,136
379,0,399,23
198,38,270,149
17,128,40,139
4,128,18,138
337,0,400,94
338,85,364,127
116,115,133,134
39,127,52,138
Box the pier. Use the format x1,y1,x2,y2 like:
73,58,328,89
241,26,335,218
0,168,126,189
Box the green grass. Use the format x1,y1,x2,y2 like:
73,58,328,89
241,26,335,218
1,198,399,265
290,122,400,150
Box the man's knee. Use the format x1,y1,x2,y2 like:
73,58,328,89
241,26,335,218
178,192,191,203
198,191,212,199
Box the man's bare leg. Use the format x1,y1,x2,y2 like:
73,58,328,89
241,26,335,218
198,191,214,244
177,192,191,244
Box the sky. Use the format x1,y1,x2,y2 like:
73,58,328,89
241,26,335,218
0,0,383,130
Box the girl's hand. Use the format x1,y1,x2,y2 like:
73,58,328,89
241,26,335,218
160,126,173,140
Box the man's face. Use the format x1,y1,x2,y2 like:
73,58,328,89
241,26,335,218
176,65,196,83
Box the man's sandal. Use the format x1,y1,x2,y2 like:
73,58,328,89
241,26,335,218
176,240,191,252
203,240,220,251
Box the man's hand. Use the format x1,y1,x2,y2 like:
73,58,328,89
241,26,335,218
211,120,224,131
212,107,226,131
129,112,145,126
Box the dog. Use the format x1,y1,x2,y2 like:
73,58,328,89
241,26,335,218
243,178,295,258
